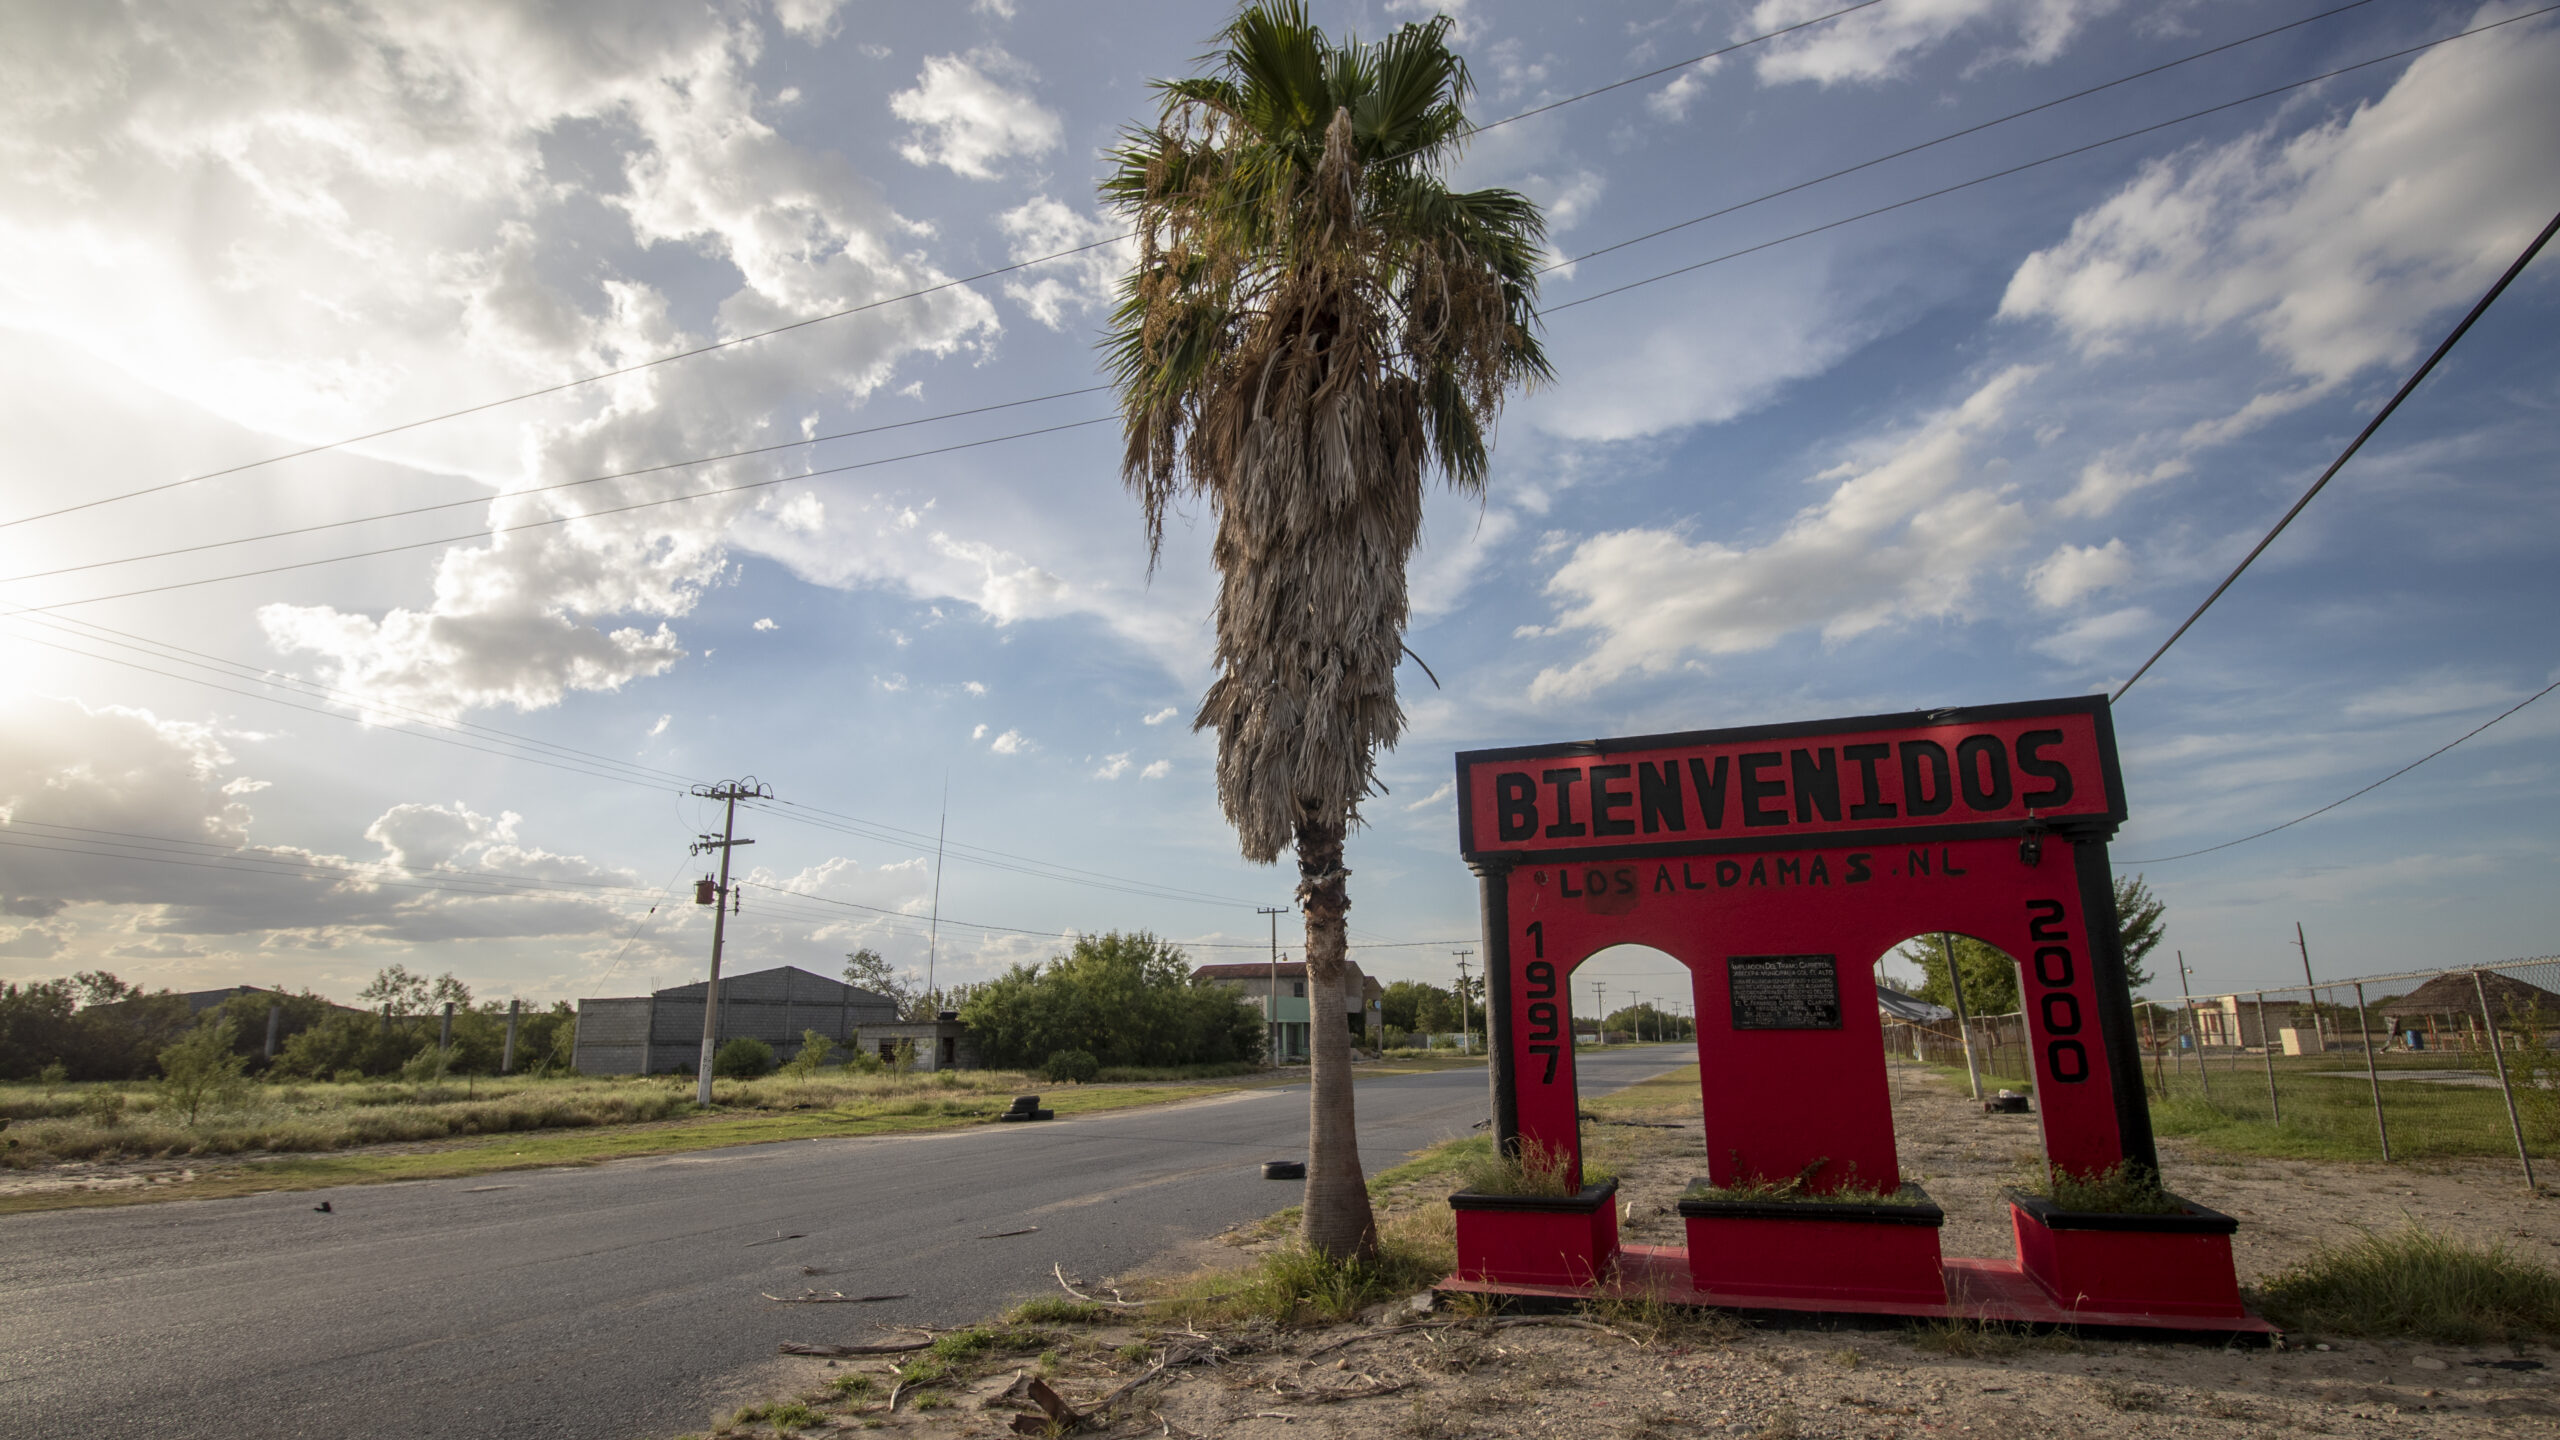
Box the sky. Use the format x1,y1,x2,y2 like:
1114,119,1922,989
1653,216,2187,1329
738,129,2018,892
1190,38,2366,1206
0,0,2553,1020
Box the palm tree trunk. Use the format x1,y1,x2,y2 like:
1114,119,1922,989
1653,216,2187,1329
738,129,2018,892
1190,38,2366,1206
1295,813,1377,1261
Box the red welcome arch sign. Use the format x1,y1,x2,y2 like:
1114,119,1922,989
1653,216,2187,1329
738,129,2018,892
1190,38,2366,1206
1447,697,2259,1330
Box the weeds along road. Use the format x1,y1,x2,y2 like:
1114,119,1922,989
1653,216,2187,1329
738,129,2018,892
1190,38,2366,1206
1,1046,1689,1440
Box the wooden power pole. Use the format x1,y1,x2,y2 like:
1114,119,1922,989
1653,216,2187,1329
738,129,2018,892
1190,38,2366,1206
690,778,771,1106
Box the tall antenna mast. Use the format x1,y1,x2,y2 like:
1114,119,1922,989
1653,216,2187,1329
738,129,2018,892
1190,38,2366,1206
925,775,947,1006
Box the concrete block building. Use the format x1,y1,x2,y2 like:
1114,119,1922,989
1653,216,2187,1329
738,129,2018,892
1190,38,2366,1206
573,965,898,1075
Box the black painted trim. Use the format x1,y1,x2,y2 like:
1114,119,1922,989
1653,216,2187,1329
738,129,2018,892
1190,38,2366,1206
2004,1189,2237,1235
2075,838,2159,1175
1449,1177,1619,1214
1463,816,2118,868
1677,1181,1944,1227
1477,858,1520,1159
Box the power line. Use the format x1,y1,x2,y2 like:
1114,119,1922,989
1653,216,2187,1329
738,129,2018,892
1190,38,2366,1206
2111,204,2560,701
0,384,1111,587
2117,675,2560,865
0,2,1887,533
2,1,2418,598
1548,6,2560,315
16,415,1113,613
1540,0,2379,277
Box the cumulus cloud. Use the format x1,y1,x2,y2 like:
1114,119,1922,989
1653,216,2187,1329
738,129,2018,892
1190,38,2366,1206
997,196,1137,329
1745,0,2120,87
1094,752,1132,780
0,697,637,966
1142,707,1179,726
2030,605,2154,664
1,4,1004,724
890,48,1060,179
2001,12,2560,391
2026,538,2133,609
754,617,779,631
1528,367,2038,700
988,729,1028,755
1140,759,1172,780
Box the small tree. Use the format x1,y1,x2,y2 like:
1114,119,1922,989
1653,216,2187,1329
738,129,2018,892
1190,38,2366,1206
1044,1049,1099,1084
780,1029,833,1078
2112,873,2165,990
157,1017,249,1125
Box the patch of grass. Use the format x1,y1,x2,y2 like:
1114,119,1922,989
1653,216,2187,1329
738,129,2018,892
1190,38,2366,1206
826,1374,875,1399
1115,1342,1153,1363
929,1325,1050,1362
1158,1202,1456,1327
1682,1172,1924,1206
2092,1379,2160,1412
2258,1223,2560,1343
2014,1160,2183,1215
1904,1319,2077,1358
910,1393,950,1412
892,1355,949,1388
2141,1056,2547,1163
0,1078,1246,1214
1007,1296,1108,1325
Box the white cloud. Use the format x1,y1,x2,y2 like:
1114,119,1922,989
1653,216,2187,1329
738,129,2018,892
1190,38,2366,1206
647,714,672,738
2026,538,2132,609
1385,0,1480,42
754,617,778,631
988,728,1028,755
1142,707,1183,726
2029,604,2153,664
1,4,1004,724
2344,673,2529,722
890,48,1060,180
971,0,1018,17
1094,752,1132,780
2000,13,2560,390
997,196,1137,329
1140,759,1172,780
1404,781,1456,814
1745,0,2120,87
965,681,988,696
771,0,848,42
972,723,988,740
1646,66,1717,122
1528,367,2038,700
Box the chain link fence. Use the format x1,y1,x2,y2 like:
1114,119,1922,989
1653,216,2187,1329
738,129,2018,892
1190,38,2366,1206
1886,956,2560,1190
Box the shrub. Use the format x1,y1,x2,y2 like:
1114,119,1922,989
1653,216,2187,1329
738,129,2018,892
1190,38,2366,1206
1044,1049,1099,1084
1453,1137,1603,1197
38,1062,67,1095
80,1089,128,1128
2260,1224,2560,1342
400,1045,455,1083
157,1018,250,1125
713,1036,776,1079
1008,1297,1108,1325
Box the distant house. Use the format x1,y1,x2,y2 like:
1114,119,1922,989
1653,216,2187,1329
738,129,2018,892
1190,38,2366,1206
1194,960,1383,1062
572,965,900,1075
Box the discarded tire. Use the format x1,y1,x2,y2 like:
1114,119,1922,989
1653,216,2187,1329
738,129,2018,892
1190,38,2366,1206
1261,1160,1306,1180
1984,1091,2030,1115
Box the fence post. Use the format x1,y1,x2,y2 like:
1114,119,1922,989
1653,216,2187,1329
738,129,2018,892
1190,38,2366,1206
1939,933,1984,1102
264,1002,282,1061
2145,1004,2165,1097
440,1000,455,1052
2354,982,2390,1162
2256,990,2280,1125
502,998,521,1075
2472,970,2538,1192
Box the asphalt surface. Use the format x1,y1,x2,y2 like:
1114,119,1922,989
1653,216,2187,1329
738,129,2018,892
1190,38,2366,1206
1,1047,1688,1440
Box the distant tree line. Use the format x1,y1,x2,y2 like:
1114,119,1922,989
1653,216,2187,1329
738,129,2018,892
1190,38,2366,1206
0,964,574,1082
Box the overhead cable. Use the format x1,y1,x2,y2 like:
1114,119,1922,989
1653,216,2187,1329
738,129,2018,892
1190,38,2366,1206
2111,205,2560,701
0,1,1887,532
2117,676,2560,864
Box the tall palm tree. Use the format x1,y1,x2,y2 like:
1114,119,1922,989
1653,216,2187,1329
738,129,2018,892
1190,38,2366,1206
1102,0,1550,1261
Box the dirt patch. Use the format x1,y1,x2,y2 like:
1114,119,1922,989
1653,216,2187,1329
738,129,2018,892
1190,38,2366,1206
699,1063,2560,1439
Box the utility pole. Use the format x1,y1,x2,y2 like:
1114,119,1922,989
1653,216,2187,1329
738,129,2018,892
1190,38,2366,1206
1593,982,1608,1046
1454,950,1474,1055
690,778,771,1106
502,998,520,1074
1259,905,1288,1063
1940,933,1983,1102
2293,921,2326,1052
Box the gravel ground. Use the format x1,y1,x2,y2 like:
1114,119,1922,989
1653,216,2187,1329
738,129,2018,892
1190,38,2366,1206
699,1062,2560,1439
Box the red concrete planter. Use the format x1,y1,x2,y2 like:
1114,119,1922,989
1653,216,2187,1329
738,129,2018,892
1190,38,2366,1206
1450,1178,1621,1287
1676,1184,1947,1305
2005,1190,2244,1319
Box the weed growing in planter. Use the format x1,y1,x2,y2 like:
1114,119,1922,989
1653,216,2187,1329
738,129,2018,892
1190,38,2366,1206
2258,1224,2560,1342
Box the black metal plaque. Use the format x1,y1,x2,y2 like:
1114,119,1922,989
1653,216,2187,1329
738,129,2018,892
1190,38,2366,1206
1727,954,1842,1031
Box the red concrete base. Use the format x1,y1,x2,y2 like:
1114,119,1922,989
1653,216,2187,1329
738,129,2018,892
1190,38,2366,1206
1678,1186,1946,1306
1450,1179,1621,1288
1435,1245,2276,1336
2007,1191,2247,1319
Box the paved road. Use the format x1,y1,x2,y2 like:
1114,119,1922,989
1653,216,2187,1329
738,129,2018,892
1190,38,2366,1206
2,1048,1688,1440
